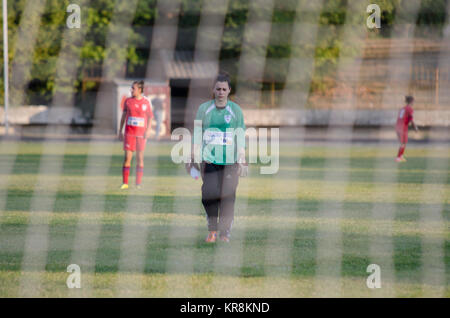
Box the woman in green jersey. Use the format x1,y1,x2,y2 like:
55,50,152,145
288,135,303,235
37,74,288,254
191,72,247,243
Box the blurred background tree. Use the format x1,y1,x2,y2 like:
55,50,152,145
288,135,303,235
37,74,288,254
0,0,447,108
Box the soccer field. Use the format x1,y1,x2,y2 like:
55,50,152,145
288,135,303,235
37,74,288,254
0,140,448,297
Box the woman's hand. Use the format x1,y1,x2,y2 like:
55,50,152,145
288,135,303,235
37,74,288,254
185,156,201,175
238,162,248,177
237,150,248,177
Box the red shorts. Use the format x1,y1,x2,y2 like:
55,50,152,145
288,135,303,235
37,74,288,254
396,129,408,144
124,134,147,152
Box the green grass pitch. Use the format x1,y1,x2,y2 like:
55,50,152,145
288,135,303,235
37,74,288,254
0,140,448,297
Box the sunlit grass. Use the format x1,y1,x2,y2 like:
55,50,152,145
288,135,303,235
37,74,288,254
0,141,448,297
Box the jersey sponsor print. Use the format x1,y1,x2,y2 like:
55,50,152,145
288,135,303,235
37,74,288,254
396,105,413,131
124,97,153,137
194,100,246,165
396,105,413,144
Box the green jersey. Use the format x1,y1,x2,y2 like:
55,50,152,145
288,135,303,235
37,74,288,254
194,100,246,165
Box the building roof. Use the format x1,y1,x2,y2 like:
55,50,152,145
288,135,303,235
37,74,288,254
362,38,448,59
159,50,218,79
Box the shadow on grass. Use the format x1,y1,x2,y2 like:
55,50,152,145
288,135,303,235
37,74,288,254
1,222,447,284
2,189,449,224
1,153,448,184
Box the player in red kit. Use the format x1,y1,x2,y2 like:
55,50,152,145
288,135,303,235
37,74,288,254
395,95,418,162
118,81,153,189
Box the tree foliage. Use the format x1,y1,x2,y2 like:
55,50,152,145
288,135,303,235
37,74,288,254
0,0,447,105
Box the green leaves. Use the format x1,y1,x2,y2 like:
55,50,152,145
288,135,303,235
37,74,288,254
0,0,447,106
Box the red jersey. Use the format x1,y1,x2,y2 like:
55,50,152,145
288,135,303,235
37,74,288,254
124,96,153,137
396,105,413,131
